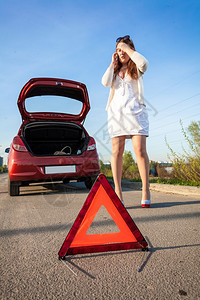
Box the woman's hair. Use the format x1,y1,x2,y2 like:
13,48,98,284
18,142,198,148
114,37,138,79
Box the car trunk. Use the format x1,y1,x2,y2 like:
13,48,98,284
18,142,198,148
22,122,88,156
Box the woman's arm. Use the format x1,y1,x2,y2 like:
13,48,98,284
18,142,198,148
118,42,149,73
101,66,114,87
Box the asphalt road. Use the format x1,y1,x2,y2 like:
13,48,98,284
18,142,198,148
0,173,199,300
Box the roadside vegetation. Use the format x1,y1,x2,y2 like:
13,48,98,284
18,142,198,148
0,165,8,173
166,120,200,185
100,120,200,187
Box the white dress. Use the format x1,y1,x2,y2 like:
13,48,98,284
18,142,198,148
107,73,149,139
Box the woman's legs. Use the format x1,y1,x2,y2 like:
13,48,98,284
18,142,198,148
111,136,126,202
131,135,150,200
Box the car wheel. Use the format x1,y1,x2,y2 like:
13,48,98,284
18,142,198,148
8,178,20,196
84,177,96,189
63,178,70,184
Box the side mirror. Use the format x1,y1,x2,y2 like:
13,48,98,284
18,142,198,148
5,148,10,153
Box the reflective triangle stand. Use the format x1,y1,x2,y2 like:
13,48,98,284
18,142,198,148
58,173,148,274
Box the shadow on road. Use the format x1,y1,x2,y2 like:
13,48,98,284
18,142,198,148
127,199,200,210
19,182,89,196
61,237,200,277
1,210,199,238
138,236,200,272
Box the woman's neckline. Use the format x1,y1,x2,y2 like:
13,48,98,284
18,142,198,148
118,66,128,79
117,72,128,80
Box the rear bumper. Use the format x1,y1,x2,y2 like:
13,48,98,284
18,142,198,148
8,152,100,182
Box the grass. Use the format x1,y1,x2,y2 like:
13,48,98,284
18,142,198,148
105,175,200,186
130,177,200,187
103,174,200,186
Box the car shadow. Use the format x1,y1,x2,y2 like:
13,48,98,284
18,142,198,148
19,181,89,196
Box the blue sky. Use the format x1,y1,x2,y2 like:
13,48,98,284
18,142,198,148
0,0,200,164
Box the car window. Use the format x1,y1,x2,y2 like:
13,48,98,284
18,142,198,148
25,95,83,115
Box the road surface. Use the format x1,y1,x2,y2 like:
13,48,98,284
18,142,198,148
0,174,199,299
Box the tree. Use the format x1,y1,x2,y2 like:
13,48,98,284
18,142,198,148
99,159,105,173
99,160,112,177
122,151,139,179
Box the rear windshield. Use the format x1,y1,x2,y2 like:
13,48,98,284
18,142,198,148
25,85,84,115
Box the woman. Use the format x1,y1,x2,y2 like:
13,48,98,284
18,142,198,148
101,35,150,207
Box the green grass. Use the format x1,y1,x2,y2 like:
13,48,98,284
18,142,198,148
130,177,200,187
100,170,200,187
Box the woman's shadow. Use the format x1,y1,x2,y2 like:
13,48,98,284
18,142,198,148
127,199,200,209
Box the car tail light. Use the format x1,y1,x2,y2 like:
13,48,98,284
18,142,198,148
87,137,96,151
12,136,28,152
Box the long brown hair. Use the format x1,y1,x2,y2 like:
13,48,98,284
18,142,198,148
114,37,138,79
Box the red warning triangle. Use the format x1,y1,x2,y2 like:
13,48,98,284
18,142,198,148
58,174,148,258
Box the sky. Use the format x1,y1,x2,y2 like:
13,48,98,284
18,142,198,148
0,0,200,164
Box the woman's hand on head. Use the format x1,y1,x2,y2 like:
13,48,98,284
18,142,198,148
117,42,130,53
117,42,134,58
110,52,119,68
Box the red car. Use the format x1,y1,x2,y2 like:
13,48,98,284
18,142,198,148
6,78,100,196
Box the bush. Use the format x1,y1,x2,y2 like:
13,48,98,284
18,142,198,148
99,151,140,179
166,120,200,184
0,165,8,173
99,160,112,177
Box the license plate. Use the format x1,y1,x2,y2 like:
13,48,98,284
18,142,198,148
45,165,76,174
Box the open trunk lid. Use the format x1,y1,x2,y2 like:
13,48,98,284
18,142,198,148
17,78,90,122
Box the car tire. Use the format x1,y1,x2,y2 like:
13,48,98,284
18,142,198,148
63,178,70,184
84,176,97,189
8,178,20,196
